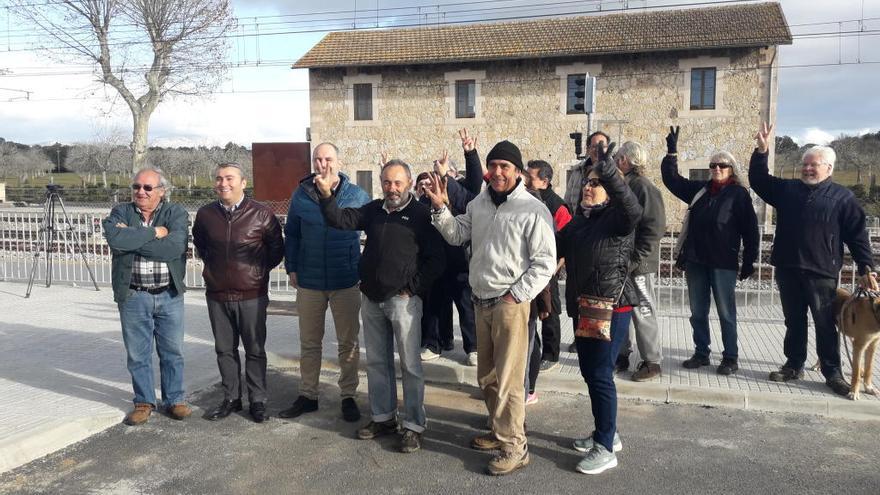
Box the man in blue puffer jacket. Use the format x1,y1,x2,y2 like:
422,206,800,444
280,142,371,422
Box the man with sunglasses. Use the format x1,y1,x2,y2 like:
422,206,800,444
103,168,190,426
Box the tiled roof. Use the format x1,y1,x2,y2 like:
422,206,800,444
293,2,791,69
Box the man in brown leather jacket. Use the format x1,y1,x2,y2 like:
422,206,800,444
193,163,284,423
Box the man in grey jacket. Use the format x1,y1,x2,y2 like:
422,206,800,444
426,140,556,476
614,141,667,381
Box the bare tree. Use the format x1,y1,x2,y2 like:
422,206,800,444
66,127,130,187
12,0,235,172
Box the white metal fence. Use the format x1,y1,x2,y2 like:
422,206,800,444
1,207,876,314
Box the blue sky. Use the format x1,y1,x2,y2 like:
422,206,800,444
0,0,876,148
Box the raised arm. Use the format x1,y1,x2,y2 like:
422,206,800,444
460,128,485,195
595,143,643,236
747,122,786,207
660,126,704,203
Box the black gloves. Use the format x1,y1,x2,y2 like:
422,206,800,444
666,126,679,155
739,263,755,281
594,142,617,178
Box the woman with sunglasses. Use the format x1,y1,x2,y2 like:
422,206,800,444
557,143,642,475
660,126,759,376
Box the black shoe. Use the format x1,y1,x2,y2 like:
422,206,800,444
205,399,242,421
357,419,398,440
249,402,267,423
568,342,577,353
615,354,630,373
717,358,739,376
768,364,804,382
341,398,361,423
826,375,850,396
400,429,422,453
682,354,710,369
278,395,318,419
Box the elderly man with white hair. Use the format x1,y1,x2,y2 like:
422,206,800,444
749,122,877,396
613,140,667,382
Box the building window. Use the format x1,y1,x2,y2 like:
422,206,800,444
690,68,716,110
689,169,711,181
455,80,476,119
353,83,373,121
566,73,586,114
356,170,373,197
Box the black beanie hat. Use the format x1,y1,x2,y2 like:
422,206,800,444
486,140,524,171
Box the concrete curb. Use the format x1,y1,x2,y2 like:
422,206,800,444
0,413,120,474
0,375,220,474
267,352,880,422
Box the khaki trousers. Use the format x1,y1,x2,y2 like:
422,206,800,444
475,300,530,454
296,285,361,400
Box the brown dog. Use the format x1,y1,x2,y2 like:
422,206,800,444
833,287,880,400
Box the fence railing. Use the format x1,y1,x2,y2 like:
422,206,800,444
1,207,876,314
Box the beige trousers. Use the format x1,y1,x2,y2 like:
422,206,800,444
296,285,361,400
475,300,531,454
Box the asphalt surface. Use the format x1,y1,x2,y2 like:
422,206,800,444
1,369,878,495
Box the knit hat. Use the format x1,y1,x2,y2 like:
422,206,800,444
486,140,524,171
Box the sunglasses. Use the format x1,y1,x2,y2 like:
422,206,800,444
131,183,161,192
582,178,602,188
709,163,731,170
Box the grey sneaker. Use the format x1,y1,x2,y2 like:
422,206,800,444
575,444,618,475
420,348,440,361
573,431,622,453
466,352,478,367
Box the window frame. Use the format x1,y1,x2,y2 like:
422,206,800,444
353,83,373,121
689,67,717,111
455,79,476,119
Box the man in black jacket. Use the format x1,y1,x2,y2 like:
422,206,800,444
615,142,667,381
749,123,876,396
193,163,284,423
318,159,445,452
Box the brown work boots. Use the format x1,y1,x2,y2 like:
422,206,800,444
123,403,154,426
487,448,530,476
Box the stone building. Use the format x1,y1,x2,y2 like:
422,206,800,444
293,2,791,223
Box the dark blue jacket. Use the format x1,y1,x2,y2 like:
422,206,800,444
284,172,370,290
748,150,874,278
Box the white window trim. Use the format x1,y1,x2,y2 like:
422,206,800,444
343,74,382,127
444,69,486,125
678,56,730,118
555,63,602,120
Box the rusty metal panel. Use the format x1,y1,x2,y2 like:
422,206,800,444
251,142,311,214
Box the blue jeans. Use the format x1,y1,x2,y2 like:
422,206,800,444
361,294,426,433
685,262,738,359
118,289,186,406
575,310,631,453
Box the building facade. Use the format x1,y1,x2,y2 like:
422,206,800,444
295,2,792,224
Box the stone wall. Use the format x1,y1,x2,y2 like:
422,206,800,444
307,46,779,225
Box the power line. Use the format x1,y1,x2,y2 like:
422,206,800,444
4,58,879,103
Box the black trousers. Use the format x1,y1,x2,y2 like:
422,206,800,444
527,317,541,394
541,276,562,361
421,271,477,354
775,268,841,378
206,295,269,403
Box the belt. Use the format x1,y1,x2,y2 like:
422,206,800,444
471,295,503,308
129,284,170,294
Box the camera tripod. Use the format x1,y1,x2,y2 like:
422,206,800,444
25,186,100,298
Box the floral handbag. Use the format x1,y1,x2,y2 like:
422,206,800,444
575,283,627,341
575,295,616,341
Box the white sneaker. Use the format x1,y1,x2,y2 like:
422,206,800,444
420,348,440,361
466,352,478,367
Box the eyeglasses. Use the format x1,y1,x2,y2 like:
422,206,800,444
709,163,731,170
582,178,602,188
131,183,161,192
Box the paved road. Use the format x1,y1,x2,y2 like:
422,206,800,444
2,370,877,495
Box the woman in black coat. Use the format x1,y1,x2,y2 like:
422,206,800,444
660,126,759,376
557,143,642,475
